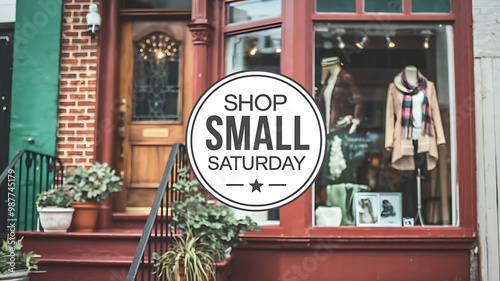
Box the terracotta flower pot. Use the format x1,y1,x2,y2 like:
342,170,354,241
70,202,100,232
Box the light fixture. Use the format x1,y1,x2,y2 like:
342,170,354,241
420,29,434,49
356,35,368,49
420,30,433,49
250,47,258,56
336,36,345,49
138,33,179,61
333,28,347,49
386,35,395,48
276,48,282,53
86,4,101,38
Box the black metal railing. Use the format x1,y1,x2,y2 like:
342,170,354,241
0,150,64,237
127,143,187,281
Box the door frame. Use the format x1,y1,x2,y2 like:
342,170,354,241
114,15,192,212
0,23,14,171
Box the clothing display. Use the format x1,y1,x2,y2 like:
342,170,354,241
316,68,363,132
319,129,380,186
399,140,429,218
385,68,446,171
399,69,433,139
328,135,346,181
325,183,370,225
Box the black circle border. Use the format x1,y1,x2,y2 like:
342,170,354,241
186,71,326,211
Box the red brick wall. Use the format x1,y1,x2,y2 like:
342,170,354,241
57,0,99,169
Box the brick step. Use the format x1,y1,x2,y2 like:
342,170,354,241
112,212,173,231
112,213,147,230
29,256,132,281
18,231,142,259
15,213,184,281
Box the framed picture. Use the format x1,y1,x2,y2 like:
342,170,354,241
379,193,402,227
355,192,402,227
355,193,380,226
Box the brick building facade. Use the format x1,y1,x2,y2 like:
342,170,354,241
57,0,99,169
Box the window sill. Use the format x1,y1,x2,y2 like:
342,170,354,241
309,225,476,239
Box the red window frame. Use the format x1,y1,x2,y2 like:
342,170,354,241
211,0,476,239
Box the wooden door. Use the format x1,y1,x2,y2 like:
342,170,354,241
115,21,193,213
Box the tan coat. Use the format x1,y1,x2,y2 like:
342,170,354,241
385,80,446,171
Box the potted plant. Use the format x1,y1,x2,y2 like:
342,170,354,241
0,238,40,281
36,186,76,232
65,162,122,232
153,231,215,281
170,168,261,261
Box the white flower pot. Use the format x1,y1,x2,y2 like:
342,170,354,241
37,206,75,232
0,270,29,281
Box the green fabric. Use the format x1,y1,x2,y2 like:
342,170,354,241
9,0,63,230
412,0,450,13
317,0,355,13
365,0,402,13
9,0,63,160
326,183,370,225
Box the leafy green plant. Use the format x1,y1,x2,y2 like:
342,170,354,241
153,231,215,281
171,168,261,261
0,237,40,274
36,186,76,208
64,162,122,203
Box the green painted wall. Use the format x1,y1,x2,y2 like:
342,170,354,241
9,0,63,160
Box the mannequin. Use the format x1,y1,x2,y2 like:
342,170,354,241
317,56,363,134
385,66,446,220
315,57,367,220
321,58,342,132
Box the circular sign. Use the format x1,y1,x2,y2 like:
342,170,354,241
186,71,326,211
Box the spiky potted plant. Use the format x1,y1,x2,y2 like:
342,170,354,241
0,238,40,281
36,186,76,232
153,231,215,281
65,162,122,232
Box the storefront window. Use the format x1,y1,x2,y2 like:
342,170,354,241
317,0,356,13
313,23,457,228
226,27,282,225
365,0,402,13
225,27,281,74
412,0,451,13
228,0,281,25
316,0,451,13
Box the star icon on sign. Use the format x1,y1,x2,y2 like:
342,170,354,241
250,179,263,193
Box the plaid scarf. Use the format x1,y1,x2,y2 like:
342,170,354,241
400,69,432,139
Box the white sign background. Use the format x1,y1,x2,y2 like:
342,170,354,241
186,71,326,211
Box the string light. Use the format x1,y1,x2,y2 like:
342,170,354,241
250,47,258,56
138,33,179,61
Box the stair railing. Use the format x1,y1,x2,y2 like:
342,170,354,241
127,143,186,281
0,150,64,237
